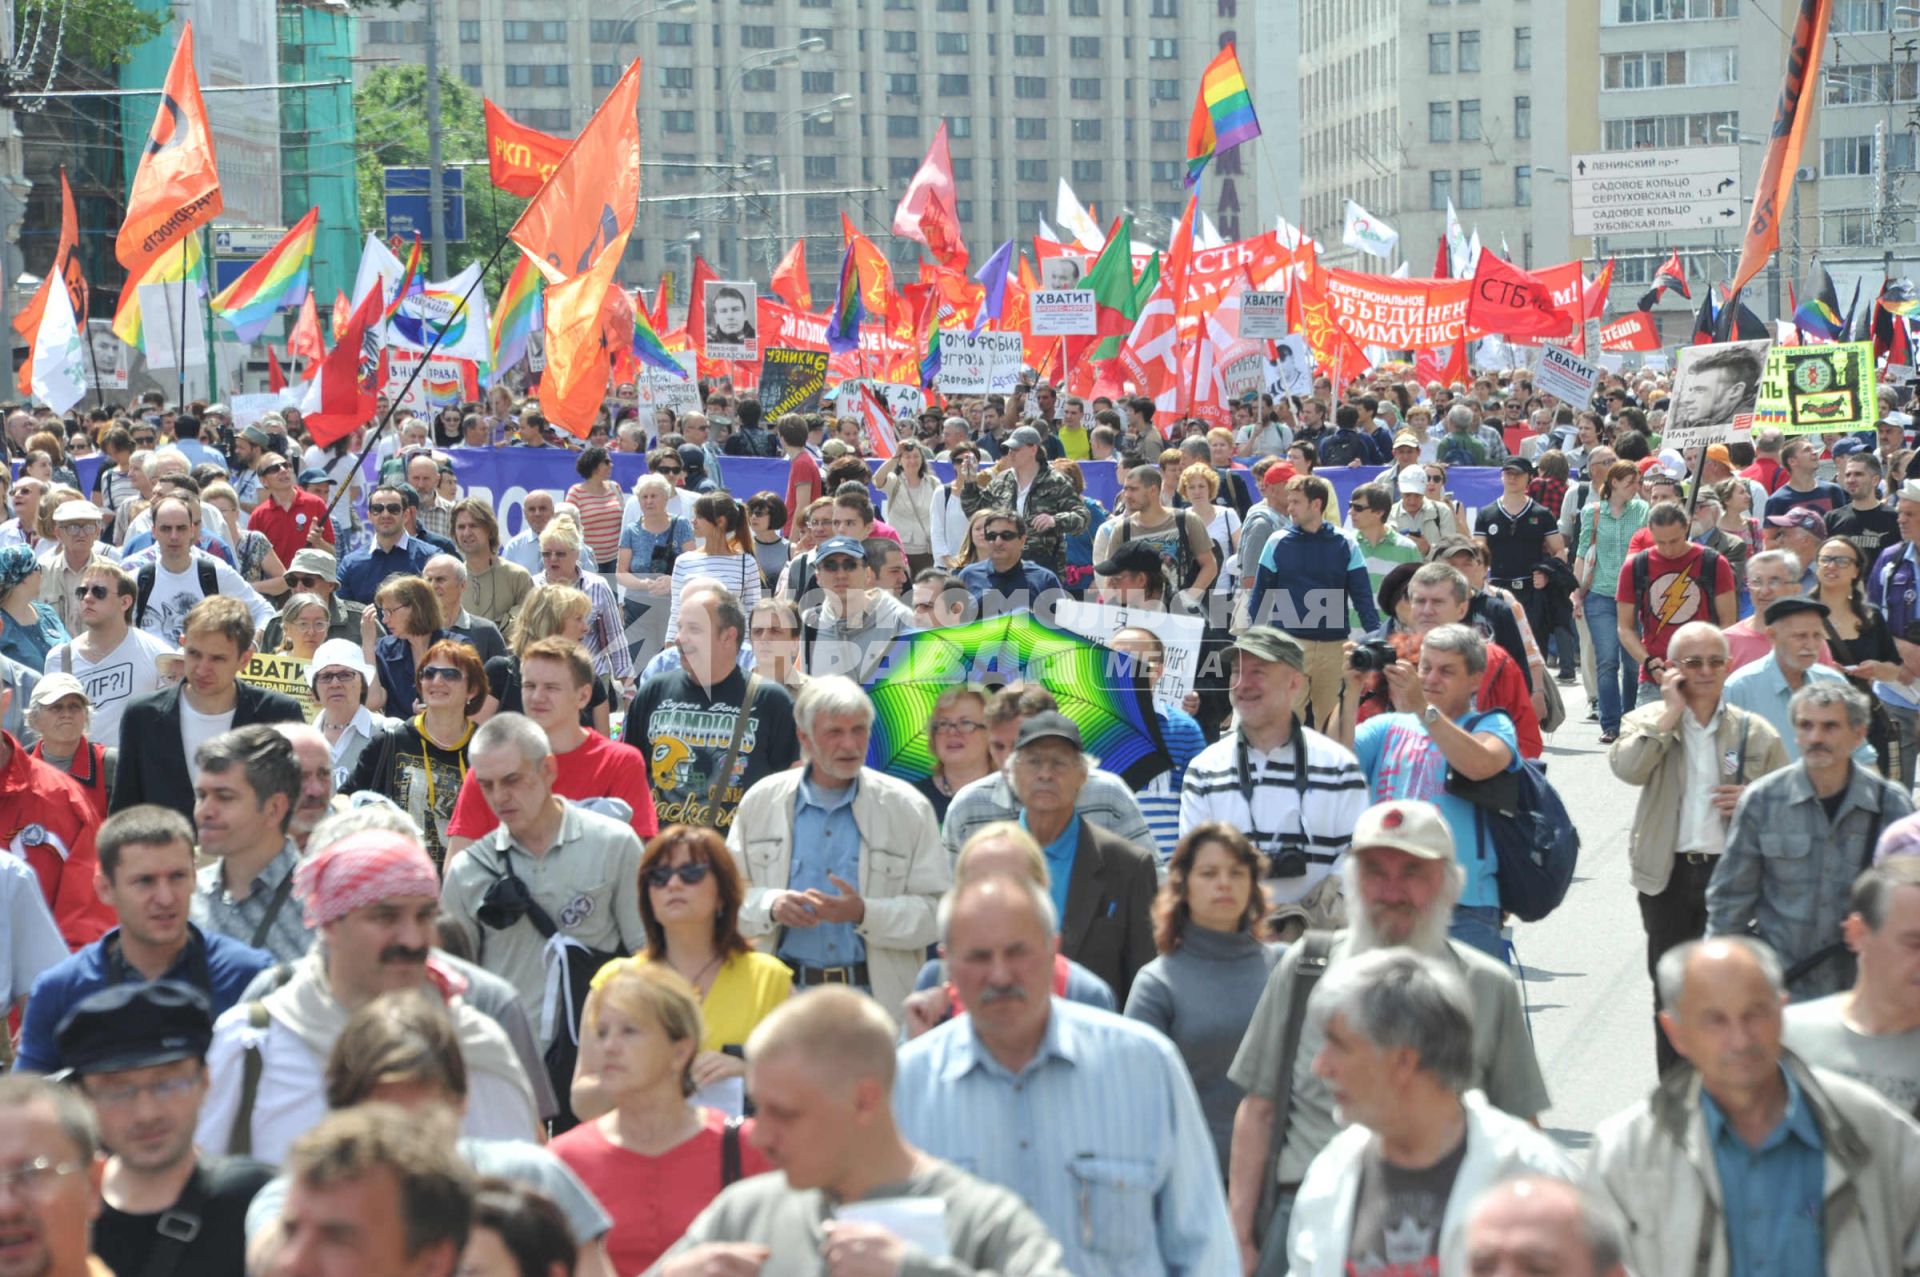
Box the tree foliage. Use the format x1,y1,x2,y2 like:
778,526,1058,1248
11,0,166,73
353,65,526,293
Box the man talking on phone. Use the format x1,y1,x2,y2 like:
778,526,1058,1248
1607,621,1786,1077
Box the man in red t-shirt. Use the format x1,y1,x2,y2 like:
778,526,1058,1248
779,415,821,536
444,638,658,854
1617,500,1738,700
246,451,335,565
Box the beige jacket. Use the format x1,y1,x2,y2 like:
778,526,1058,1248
1589,1054,1920,1277
727,766,951,1018
1607,699,1787,896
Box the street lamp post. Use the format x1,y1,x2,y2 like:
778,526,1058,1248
715,38,827,273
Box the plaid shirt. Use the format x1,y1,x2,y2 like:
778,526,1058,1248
417,494,455,540
189,840,315,965
1708,761,1913,998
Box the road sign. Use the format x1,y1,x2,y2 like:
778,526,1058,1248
383,166,466,243
211,257,258,293
1569,146,1743,237
210,227,286,256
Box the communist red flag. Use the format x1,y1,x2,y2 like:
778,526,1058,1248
15,169,86,398
116,22,222,286
510,60,641,285
771,240,812,310
484,98,570,198
919,187,969,273
287,293,325,378
541,232,630,437
683,254,717,354
841,214,899,335
1466,251,1574,340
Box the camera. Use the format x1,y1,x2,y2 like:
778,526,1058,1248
1265,842,1309,880
1348,640,1398,674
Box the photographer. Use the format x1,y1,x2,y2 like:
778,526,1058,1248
1181,628,1368,938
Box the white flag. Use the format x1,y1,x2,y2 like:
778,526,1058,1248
386,261,492,363
1036,214,1061,244
1445,199,1471,278
1465,229,1483,277
1197,210,1228,250
1341,200,1399,259
1055,178,1105,250
350,233,407,317
31,277,88,413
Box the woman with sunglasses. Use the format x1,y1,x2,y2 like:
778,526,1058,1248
565,445,627,569
344,638,487,871
746,598,808,694
663,494,761,645
916,684,993,822
1813,535,1905,771
743,493,790,593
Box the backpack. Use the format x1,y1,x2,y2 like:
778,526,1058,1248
1437,433,1484,468
1628,545,1723,633
1457,712,1580,922
1316,430,1368,468
1115,510,1214,601
135,558,220,629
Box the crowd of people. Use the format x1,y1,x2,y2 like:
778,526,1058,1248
2,367,1919,1277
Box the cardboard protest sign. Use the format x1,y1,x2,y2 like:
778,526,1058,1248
836,379,925,420
1030,289,1097,336
241,652,315,717
1662,339,1771,450
1238,291,1288,338
756,347,829,416
632,350,700,412
1054,598,1204,707
935,330,1023,394
1754,341,1877,434
1535,344,1600,407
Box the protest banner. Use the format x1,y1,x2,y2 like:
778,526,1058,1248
1535,344,1600,407
1029,289,1097,335
1238,291,1288,338
387,349,479,414
1319,269,1471,348
703,280,758,361
1661,339,1771,449
1054,598,1204,707
631,350,699,412
935,330,1023,394
757,347,829,415
240,652,315,717
1600,311,1661,352
1754,341,1877,434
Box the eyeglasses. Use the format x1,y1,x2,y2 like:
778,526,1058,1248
418,665,465,682
368,503,404,515
260,462,288,476
1816,555,1857,568
982,530,1021,543
291,615,330,631
315,669,359,685
644,862,712,889
0,1157,85,1201
1675,656,1729,672
73,584,112,601
87,1074,200,1109
933,718,985,734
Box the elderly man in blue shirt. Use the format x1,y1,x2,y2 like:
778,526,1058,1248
1723,596,1879,768
894,874,1237,1277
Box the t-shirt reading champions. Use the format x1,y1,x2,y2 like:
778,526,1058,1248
623,667,800,831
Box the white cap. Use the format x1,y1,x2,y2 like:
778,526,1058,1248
1397,466,1427,494
308,638,373,690
52,500,104,523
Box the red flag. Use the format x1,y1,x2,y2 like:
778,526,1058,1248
265,343,287,393
857,383,898,459
301,286,386,446
509,60,641,284
1432,233,1450,283
16,169,86,398
1466,251,1574,340
683,255,718,354
1583,259,1614,320
649,272,672,333
541,232,630,437
920,188,969,273
287,293,324,378
331,290,351,343
116,22,223,285
1733,0,1832,295
771,240,812,310
1600,311,1662,352
484,98,570,198
891,122,957,248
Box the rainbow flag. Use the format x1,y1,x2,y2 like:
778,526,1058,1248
210,207,317,344
631,293,685,378
1185,45,1260,189
920,311,942,390
383,234,424,322
111,236,205,349
489,254,543,377
825,239,865,354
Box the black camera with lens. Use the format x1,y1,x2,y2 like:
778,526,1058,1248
1264,840,1310,880
1348,640,1398,673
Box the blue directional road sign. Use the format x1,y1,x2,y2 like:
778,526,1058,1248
383,166,466,243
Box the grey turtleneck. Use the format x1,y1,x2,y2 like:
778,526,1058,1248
1123,923,1280,1177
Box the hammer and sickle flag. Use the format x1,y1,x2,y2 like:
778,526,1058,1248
509,59,641,287
116,22,222,288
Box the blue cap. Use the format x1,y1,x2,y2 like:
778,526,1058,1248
815,536,867,563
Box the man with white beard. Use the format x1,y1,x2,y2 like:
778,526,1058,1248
1224,799,1551,1277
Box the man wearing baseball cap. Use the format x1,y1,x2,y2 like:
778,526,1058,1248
229,424,273,511
57,981,274,1277
1763,505,1827,591
1227,797,1550,1274
799,537,914,680
258,549,363,650
42,500,112,633
1389,462,1455,557
957,423,1088,575
1474,456,1564,617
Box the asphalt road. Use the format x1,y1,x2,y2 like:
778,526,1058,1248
1507,678,1662,1153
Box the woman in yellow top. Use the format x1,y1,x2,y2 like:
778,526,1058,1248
572,824,791,1118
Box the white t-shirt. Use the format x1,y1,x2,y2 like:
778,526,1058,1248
180,699,236,784
44,628,179,747
135,552,275,644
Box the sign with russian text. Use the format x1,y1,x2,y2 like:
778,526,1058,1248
1754,341,1877,435
1029,289,1097,335
1238,291,1289,338
1534,345,1600,407
757,347,829,416
935,330,1024,394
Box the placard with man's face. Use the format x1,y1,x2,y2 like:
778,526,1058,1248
704,281,758,362
1040,254,1086,290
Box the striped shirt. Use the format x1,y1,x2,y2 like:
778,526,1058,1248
1138,706,1207,862
943,770,1159,860
564,483,627,567
664,552,763,644
893,997,1238,1277
190,841,315,965
1348,526,1423,628
1180,726,1369,905
546,569,631,681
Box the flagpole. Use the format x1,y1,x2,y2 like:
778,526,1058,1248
175,240,189,412
85,321,106,410
315,232,518,531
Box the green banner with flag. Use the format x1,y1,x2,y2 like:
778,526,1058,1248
1754,342,1877,434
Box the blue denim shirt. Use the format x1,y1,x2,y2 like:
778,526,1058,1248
1701,1065,1826,1277
777,769,866,970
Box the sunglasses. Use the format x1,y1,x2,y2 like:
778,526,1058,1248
285,574,324,589
418,665,465,683
982,530,1021,543
657,466,684,475
644,862,712,889
368,503,404,515
260,462,288,476
73,584,112,601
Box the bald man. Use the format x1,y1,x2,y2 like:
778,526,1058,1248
1461,1176,1628,1277
655,987,1067,1276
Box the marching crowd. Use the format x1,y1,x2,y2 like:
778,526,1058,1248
3,367,1920,1277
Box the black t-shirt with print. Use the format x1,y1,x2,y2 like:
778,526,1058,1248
1475,498,1559,584
624,665,800,831
94,1155,275,1277
1343,1133,1468,1276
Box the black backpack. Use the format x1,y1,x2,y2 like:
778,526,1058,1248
1628,545,1723,631
135,558,221,629
1457,712,1580,922
1316,430,1368,468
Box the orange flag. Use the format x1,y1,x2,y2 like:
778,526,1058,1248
510,60,641,284
684,254,718,354
1732,0,1832,296
771,240,812,311
484,98,571,199
331,290,350,342
841,214,900,336
116,22,222,285
15,169,87,398
541,231,630,437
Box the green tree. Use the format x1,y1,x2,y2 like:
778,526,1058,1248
10,0,165,71
353,65,525,293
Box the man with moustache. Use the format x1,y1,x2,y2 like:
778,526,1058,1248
272,724,344,854
195,817,541,1164
1226,799,1550,1277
